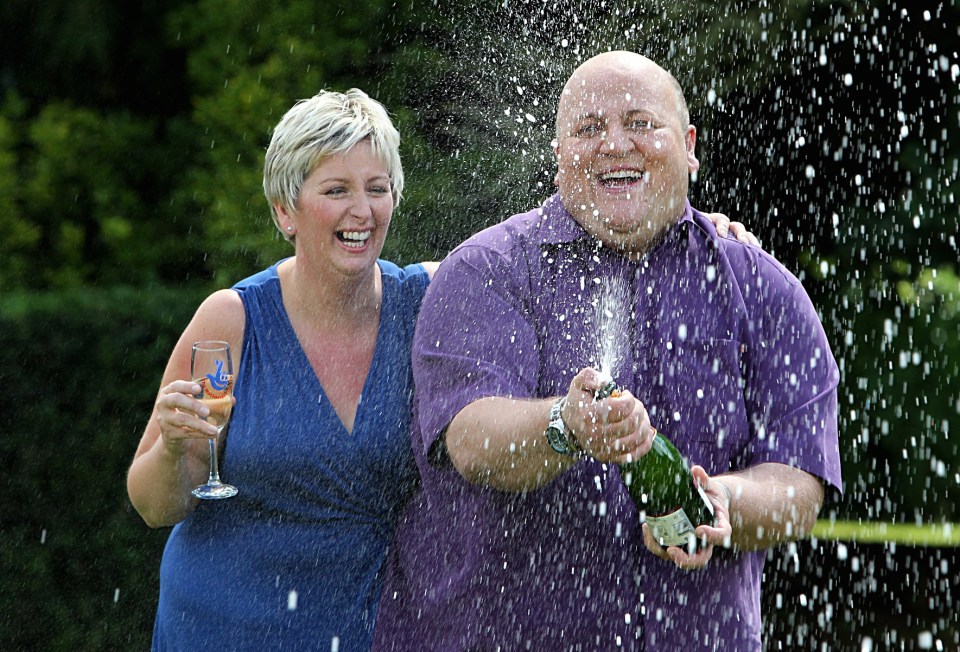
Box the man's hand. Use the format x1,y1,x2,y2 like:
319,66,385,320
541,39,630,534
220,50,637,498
641,465,733,570
563,368,656,464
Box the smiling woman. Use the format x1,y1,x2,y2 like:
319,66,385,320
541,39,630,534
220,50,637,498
126,89,436,652
273,140,394,284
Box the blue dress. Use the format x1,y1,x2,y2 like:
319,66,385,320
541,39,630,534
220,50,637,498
152,259,429,652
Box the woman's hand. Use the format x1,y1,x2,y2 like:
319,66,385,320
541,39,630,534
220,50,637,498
706,212,761,246
154,380,220,452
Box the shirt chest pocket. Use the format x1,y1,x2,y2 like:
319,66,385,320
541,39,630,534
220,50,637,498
651,338,749,472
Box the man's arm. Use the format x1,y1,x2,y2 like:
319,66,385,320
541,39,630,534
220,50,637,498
641,463,824,569
446,368,657,491
446,396,573,491
713,463,824,549
640,242,839,568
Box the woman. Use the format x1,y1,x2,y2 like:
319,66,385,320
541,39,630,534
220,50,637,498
127,89,436,651
127,88,755,651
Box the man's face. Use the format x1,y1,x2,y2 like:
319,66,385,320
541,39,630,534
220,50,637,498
554,58,699,254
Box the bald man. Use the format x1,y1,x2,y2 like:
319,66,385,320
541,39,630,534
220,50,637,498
373,51,841,652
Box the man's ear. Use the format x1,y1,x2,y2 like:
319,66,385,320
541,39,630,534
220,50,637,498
552,138,562,187
685,125,700,174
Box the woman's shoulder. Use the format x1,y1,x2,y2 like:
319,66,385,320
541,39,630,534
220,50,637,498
232,259,286,293
378,259,431,317
378,259,431,288
184,289,245,350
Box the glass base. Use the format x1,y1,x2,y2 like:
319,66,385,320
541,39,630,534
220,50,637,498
192,481,238,500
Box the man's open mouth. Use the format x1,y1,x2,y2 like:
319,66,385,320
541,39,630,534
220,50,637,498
597,169,648,188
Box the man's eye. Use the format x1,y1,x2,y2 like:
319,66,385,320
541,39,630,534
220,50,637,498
575,124,601,137
630,119,654,130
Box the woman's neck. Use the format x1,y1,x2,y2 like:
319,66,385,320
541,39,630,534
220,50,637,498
278,257,382,332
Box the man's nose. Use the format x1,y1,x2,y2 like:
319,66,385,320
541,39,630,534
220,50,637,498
601,123,633,152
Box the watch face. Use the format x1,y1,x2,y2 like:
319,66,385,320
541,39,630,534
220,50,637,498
546,425,570,455
546,397,575,455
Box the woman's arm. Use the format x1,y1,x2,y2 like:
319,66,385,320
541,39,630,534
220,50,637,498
420,261,441,279
126,289,245,528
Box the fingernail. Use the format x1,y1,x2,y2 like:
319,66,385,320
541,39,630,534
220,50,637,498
199,406,210,417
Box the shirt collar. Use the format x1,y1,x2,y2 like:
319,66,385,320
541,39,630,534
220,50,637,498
538,193,695,246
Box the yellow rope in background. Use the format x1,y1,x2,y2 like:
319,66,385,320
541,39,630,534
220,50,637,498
811,521,960,547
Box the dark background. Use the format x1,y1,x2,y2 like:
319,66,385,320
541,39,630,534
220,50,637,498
1,0,957,649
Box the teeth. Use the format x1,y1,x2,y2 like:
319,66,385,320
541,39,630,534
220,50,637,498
339,230,371,247
599,170,644,182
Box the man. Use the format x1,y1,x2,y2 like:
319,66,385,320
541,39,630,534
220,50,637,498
373,51,841,651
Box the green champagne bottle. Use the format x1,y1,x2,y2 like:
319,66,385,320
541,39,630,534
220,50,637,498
619,432,715,550
595,379,716,550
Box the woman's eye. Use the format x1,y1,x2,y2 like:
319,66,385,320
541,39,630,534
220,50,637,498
325,187,346,197
369,186,390,195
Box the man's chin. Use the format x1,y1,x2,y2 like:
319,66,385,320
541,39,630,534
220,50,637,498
594,201,657,228
581,213,675,256
589,214,655,237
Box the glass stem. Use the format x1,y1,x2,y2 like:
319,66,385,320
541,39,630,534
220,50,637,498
207,436,222,486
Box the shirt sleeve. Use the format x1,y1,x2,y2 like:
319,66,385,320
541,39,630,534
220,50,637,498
411,242,540,456
739,252,843,496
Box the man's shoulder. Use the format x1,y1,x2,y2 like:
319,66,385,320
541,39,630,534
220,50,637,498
429,200,565,296
455,201,554,256
687,208,800,291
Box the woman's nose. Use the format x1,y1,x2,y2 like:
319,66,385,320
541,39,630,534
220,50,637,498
351,194,373,218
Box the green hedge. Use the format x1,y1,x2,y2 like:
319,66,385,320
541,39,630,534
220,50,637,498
0,285,204,650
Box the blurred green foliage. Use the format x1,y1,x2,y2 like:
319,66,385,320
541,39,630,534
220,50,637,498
0,286,203,650
1,0,958,649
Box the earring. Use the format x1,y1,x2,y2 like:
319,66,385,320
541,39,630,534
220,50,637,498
286,226,294,232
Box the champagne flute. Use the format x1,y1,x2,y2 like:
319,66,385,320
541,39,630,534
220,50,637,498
191,340,238,499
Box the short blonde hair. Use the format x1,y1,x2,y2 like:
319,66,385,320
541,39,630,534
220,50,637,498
263,89,404,242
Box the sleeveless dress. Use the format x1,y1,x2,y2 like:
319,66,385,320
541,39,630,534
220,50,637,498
152,259,429,652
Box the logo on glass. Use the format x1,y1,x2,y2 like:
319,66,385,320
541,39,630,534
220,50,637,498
208,359,229,391
202,359,233,399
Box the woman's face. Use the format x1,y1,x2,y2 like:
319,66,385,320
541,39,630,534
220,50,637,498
279,139,393,277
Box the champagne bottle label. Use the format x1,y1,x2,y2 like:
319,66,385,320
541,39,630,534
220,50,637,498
646,508,697,548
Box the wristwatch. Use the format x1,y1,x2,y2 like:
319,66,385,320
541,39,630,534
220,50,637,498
545,397,579,456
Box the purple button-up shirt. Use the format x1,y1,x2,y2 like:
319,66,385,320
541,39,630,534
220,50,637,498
374,195,841,652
